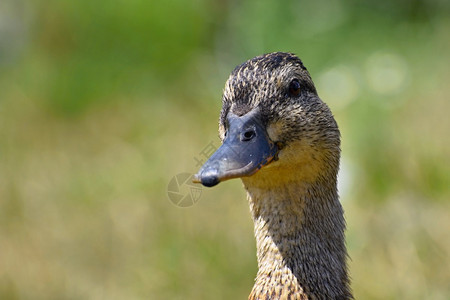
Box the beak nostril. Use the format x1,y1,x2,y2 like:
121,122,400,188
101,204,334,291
242,129,256,141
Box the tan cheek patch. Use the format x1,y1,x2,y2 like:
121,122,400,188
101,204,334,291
218,124,226,140
267,121,284,142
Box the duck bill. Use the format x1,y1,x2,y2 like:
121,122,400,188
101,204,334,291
193,109,278,187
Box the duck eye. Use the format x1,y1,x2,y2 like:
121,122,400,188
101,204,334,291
288,79,301,97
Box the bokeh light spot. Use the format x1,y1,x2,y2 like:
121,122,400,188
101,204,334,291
317,65,360,110
365,52,409,96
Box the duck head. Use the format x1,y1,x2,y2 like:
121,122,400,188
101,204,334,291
193,52,340,188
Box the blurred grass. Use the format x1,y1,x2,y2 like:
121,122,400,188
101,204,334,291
0,0,449,299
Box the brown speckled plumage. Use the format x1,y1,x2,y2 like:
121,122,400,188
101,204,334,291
218,52,352,299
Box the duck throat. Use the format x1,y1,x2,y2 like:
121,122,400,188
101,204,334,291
244,180,352,299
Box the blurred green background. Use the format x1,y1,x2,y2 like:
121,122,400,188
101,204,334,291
1,0,449,299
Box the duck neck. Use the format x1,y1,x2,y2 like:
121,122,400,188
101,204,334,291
244,178,352,299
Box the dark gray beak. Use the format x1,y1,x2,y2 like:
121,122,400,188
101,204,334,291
193,108,278,187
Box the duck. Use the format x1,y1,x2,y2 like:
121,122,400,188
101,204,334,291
193,52,352,299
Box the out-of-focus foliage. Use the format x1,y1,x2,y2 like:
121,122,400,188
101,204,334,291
0,0,449,299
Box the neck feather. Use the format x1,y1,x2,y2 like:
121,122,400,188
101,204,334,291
244,178,352,299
